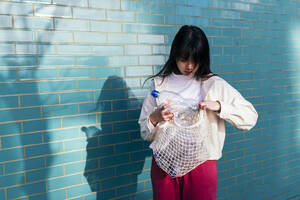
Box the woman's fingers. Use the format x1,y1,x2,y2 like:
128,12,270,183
198,101,220,111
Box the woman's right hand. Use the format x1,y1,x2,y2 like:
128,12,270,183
149,102,178,126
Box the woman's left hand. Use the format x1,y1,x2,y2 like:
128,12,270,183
198,100,221,112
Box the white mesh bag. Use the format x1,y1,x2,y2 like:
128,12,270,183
150,90,211,178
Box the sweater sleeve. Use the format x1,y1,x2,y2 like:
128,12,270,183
138,80,159,141
213,79,258,131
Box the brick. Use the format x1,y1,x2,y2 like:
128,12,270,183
34,4,72,18
131,150,152,162
67,184,94,198
176,6,199,16
2,132,42,148
14,16,53,29
0,107,41,122
0,173,24,187
188,0,209,7
91,21,122,32
0,43,14,54
117,183,137,196
0,2,33,15
99,132,129,145
38,56,74,66
121,0,149,12
21,93,59,107
89,0,120,9
26,166,64,182
0,69,17,81
125,45,151,55
74,32,106,43
44,128,78,142
101,174,131,189
60,91,94,104
140,55,165,65
123,24,152,34
151,4,175,14
0,122,21,136
126,66,152,76
62,114,97,128
138,13,164,24
23,118,61,133
97,89,126,101
0,15,12,28
165,15,190,25
79,102,111,114
16,43,56,55
220,10,241,19
166,0,187,4
16,0,51,3
107,10,136,22
108,33,137,44
30,189,66,200
109,56,138,66
134,189,152,200
46,151,82,166
76,56,108,66
59,68,93,78
53,0,88,7
116,161,145,176
152,45,170,54
7,182,46,200
5,157,44,174
93,45,123,55
0,190,3,200
36,30,73,42
40,80,77,93
55,19,89,31
84,146,114,160
73,8,105,20
99,111,127,123
113,120,139,132
152,25,177,34
0,147,24,162
83,167,114,184
112,99,141,110
92,189,115,200
26,142,63,157
48,174,83,191
19,68,57,80
138,34,164,44
78,79,106,90
64,138,86,151
0,56,35,67
42,104,78,117
65,160,95,175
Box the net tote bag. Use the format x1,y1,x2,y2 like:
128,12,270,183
149,81,211,178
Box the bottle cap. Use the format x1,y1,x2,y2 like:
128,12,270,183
151,90,160,98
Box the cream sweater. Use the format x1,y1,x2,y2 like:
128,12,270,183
138,74,258,160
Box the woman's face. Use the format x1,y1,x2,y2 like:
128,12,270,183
176,56,199,76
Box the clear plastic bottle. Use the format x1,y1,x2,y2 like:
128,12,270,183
151,90,201,127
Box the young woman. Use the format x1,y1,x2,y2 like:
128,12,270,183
138,25,258,200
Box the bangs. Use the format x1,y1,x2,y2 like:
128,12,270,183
176,42,201,64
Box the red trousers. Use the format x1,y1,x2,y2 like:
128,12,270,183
151,159,217,200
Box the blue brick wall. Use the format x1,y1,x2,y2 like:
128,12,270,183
0,0,299,200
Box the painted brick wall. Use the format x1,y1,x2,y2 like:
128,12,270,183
0,0,299,199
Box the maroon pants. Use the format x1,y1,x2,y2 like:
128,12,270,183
151,159,217,200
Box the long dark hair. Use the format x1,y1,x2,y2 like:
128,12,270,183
146,25,214,83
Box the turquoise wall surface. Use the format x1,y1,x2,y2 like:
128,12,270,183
0,0,299,199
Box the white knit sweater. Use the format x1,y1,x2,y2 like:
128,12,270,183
138,73,258,160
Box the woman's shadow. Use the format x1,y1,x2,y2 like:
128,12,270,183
81,76,151,199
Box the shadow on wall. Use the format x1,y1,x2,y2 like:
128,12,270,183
81,76,151,200
0,5,60,199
